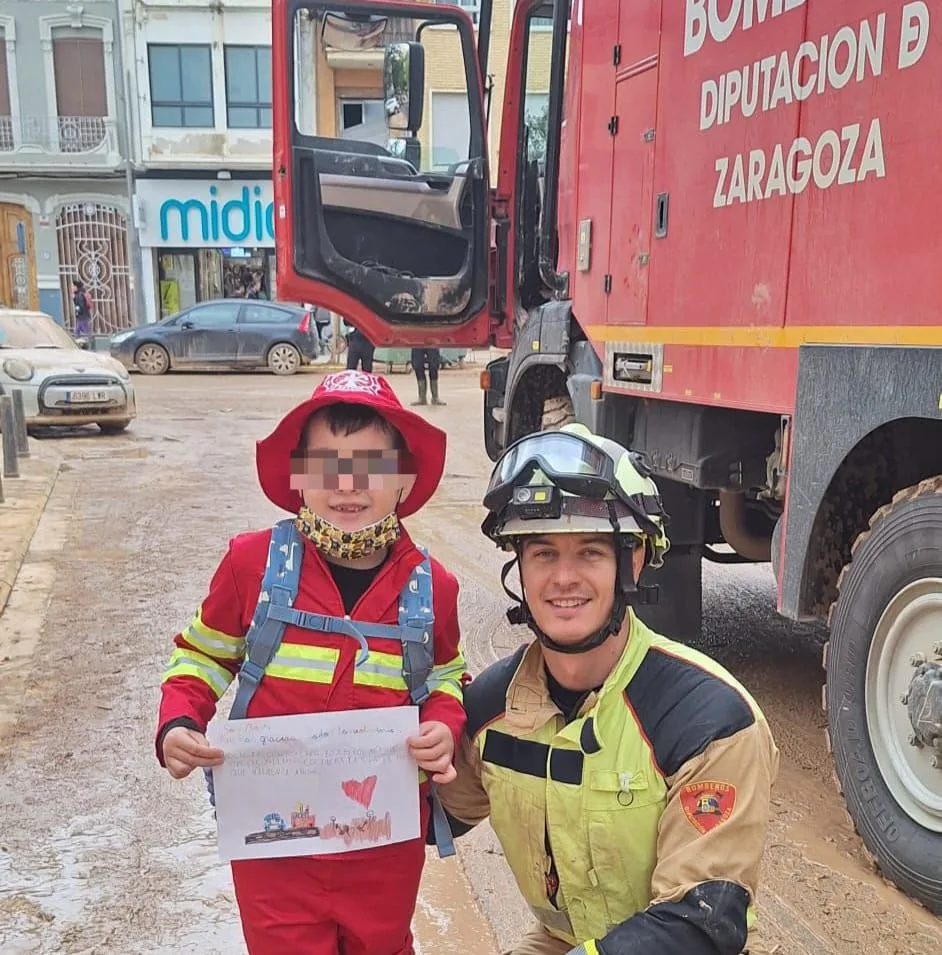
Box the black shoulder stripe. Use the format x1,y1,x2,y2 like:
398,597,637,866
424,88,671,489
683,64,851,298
464,644,527,739
624,648,755,778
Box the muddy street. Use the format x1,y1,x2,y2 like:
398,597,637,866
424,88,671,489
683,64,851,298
1,366,940,955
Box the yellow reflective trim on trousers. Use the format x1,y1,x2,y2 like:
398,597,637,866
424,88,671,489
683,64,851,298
427,653,466,702
353,650,408,690
183,607,245,661
162,648,232,698
267,643,339,685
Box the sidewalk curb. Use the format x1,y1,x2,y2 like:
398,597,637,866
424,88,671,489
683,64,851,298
0,454,62,619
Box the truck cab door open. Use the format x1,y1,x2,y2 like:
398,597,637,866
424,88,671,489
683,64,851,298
273,2,492,346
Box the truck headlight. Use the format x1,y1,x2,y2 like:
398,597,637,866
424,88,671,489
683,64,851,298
2,358,34,381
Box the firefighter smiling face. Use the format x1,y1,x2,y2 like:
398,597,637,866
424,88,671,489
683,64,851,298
519,533,646,646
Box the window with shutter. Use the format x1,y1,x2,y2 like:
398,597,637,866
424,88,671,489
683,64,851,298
52,34,108,152
0,39,11,152
0,41,10,115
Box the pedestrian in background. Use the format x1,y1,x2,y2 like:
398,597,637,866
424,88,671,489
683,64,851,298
346,323,375,372
72,280,93,338
411,347,446,406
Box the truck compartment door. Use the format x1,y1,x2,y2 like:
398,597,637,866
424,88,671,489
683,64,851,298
273,2,492,347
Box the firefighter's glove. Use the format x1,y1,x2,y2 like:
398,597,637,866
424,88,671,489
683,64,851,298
162,726,225,779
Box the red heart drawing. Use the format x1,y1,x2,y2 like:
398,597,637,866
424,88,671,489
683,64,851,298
342,775,378,809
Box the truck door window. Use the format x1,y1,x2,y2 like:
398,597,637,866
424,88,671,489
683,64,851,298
516,2,567,306
284,3,487,323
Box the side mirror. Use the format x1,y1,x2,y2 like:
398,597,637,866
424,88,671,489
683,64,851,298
384,42,425,133
182,320,194,330
387,135,421,169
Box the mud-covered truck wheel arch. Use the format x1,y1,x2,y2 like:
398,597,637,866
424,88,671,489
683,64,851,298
782,345,942,913
825,480,942,914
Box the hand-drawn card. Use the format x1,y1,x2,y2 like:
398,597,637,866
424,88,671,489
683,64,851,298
206,706,420,861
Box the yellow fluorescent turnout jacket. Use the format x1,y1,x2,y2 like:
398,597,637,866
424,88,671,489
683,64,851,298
437,612,780,955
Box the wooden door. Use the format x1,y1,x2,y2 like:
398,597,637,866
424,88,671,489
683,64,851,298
0,204,38,311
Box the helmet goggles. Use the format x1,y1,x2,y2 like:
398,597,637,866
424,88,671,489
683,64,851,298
483,430,617,513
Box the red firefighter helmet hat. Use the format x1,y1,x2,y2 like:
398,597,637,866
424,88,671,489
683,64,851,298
256,369,446,517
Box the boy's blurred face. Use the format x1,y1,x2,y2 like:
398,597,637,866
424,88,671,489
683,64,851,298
290,415,416,531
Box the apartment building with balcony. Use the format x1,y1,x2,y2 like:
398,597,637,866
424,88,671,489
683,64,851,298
122,0,551,325
126,0,292,324
0,0,137,330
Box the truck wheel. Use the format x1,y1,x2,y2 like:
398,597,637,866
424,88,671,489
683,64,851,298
541,395,574,430
825,476,942,914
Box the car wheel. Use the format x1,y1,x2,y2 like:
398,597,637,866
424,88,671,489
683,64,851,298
135,343,170,376
98,420,131,434
267,342,301,376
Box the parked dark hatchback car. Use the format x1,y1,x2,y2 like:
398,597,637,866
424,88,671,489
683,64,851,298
109,299,321,376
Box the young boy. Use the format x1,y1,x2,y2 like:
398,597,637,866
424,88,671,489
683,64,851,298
156,370,467,955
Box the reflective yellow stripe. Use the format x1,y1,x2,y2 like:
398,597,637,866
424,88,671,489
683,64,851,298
183,607,245,661
267,643,339,685
353,650,408,691
162,647,232,698
427,652,466,702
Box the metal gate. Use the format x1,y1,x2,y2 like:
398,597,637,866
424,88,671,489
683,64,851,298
56,202,131,334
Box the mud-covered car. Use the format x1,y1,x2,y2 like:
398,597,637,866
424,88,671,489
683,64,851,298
0,309,136,434
109,299,321,376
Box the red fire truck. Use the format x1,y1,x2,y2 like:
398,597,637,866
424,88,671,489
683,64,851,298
272,0,942,912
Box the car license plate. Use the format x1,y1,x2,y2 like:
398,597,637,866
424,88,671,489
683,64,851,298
68,389,109,403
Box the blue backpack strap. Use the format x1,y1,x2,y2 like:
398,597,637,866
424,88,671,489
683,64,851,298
399,547,455,859
228,519,302,720
205,519,302,806
399,547,435,705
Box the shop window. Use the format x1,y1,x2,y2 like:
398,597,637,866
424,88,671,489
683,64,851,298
158,252,198,317
0,35,12,151
148,44,214,128
224,46,272,129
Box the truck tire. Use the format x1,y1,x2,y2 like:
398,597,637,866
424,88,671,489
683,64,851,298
825,475,942,915
541,395,575,430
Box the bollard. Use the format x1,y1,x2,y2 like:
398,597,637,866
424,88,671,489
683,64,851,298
0,395,19,479
11,389,29,458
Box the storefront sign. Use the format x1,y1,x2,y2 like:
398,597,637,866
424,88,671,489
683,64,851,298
135,179,276,248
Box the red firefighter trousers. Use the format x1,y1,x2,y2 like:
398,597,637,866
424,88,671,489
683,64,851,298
231,834,426,955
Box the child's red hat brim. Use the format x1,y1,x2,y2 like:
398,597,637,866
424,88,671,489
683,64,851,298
256,370,446,517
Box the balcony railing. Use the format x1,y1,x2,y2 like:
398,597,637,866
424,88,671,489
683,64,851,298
0,115,120,158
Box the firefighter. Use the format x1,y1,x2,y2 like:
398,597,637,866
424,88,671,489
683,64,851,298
437,423,780,955
155,370,468,955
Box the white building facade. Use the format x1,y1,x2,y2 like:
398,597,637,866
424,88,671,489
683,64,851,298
127,0,299,324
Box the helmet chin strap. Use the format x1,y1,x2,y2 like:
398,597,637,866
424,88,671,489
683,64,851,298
500,502,636,655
